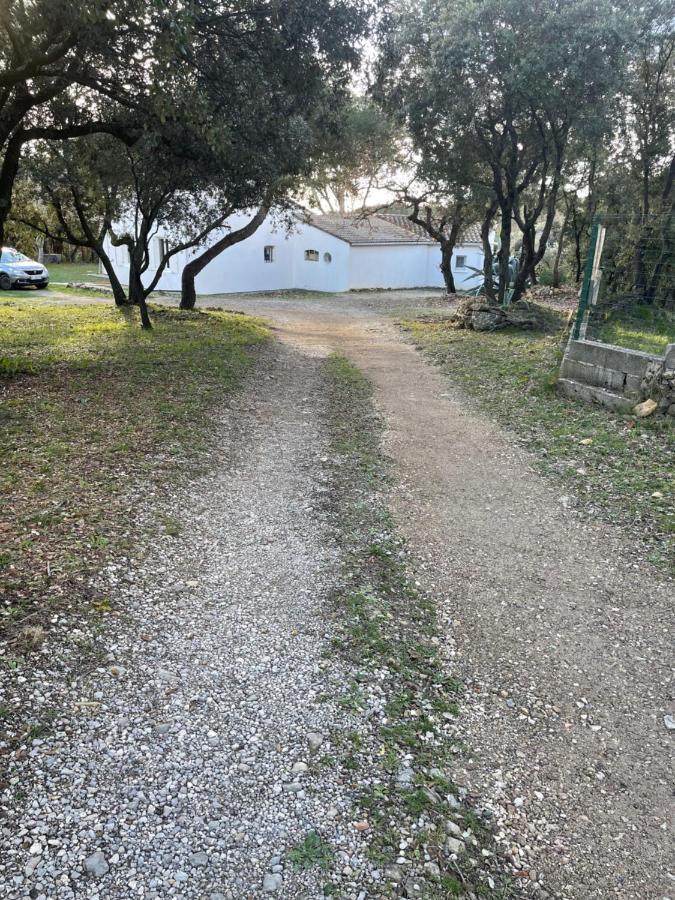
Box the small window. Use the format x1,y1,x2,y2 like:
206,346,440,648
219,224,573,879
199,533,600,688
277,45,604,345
323,252,332,263
455,254,467,269
264,245,275,263
304,249,319,262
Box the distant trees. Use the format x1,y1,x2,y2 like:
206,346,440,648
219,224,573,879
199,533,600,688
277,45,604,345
303,100,402,214
376,0,630,303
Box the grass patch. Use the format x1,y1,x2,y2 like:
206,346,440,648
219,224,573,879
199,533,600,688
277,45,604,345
402,314,674,570
323,353,512,897
47,261,102,285
0,297,268,640
287,831,333,871
590,302,675,355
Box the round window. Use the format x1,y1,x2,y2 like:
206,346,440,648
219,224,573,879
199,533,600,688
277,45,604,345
323,252,332,263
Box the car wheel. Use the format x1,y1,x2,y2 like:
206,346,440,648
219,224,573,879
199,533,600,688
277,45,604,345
36,281,48,289
0,273,11,290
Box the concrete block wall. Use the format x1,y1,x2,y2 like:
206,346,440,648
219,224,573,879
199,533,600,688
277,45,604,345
559,340,660,398
558,339,675,414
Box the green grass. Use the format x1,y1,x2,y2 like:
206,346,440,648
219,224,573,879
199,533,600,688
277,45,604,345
0,297,268,637
591,303,675,355
402,312,674,569
287,832,333,871
46,261,101,284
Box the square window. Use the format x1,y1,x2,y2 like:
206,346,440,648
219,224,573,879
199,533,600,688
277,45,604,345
264,245,275,263
455,254,467,269
304,249,319,262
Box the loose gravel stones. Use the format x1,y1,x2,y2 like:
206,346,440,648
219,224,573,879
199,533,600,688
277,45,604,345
0,347,378,898
84,852,109,878
262,873,283,892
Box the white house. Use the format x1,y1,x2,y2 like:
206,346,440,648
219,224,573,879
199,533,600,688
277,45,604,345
104,210,485,295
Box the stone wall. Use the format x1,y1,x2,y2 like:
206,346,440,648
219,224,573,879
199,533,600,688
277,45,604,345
558,340,675,416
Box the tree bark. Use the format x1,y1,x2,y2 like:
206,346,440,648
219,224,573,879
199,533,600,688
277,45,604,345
127,258,152,328
96,248,129,307
179,202,272,309
439,241,456,293
480,201,498,303
552,202,570,288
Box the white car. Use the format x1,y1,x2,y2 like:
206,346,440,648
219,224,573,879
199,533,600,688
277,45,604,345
0,247,49,289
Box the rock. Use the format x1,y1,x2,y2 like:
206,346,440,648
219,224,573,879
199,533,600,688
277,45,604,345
445,820,462,836
263,873,282,892
189,851,208,867
471,308,504,332
282,782,302,793
84,851,109,877
157,668,177,683
396,765,414,787
209,894,226,900
307,732,324,752
291,761,308,774
403,876,426,897
664,715,675,731
446,837,465,855
384,864,403,883
634,398,658,417
424,862,441,877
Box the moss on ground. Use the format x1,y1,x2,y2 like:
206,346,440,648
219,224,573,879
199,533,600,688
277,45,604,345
0,298,269,639
401,312,674,571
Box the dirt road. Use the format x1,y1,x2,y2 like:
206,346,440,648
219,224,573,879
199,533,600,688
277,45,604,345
6,288,672,898
206,292,674,900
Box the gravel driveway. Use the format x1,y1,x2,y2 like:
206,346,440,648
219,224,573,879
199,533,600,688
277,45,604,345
2,289,673,899
192,292,674,899
1,345,376,898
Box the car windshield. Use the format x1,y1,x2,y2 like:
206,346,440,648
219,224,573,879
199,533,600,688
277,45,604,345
1,249,30,263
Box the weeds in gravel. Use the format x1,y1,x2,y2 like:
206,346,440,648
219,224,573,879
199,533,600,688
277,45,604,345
288,831,333,871
402,315,674,571
323,353,513,898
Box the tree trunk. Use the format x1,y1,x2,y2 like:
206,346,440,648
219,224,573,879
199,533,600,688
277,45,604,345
0,131,24,246
481,203,497,303
439,241,456,293
128,260,152,329
552,204,570,288
497,207,512,304
180,202,272,310
94,246,129,307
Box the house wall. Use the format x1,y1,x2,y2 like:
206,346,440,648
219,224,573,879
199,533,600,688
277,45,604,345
349,244,484,291
292,230,350,293
103,211,486,295
104,213,350,295
422,245,484,290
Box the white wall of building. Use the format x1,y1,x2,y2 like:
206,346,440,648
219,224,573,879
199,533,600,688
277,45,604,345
292,229,350,293
349,243,484,291
349,244,429,290
104,210,486,295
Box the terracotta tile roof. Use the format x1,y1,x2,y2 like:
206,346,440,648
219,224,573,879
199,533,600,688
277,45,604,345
307,213,434,245
378,214,483,245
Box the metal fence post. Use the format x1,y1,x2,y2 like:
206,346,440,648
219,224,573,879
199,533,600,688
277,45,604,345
573,215,602,340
